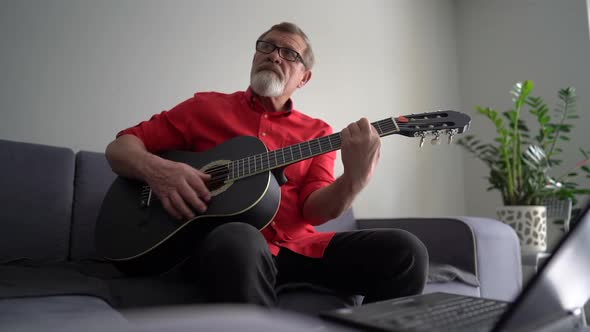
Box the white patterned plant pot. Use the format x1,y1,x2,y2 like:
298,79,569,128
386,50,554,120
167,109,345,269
542,198,572,251
496,205,547,254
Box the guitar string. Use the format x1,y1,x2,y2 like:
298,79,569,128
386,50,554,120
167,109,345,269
202,120,452,182
148,120,454,187
157,118,450,187
144,118,457,200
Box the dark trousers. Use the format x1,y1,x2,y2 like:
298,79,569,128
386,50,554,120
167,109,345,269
183,222,429,306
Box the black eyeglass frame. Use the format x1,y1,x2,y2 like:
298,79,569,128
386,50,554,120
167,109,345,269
255,40,306,68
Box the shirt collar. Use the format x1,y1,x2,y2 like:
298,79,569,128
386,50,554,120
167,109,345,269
245,87,293,116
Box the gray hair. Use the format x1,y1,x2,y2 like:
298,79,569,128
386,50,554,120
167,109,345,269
258,22,315,69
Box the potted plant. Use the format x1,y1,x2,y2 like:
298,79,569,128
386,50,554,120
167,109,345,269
458,80,590,253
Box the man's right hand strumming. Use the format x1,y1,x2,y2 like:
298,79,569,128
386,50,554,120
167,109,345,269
105,134,211,221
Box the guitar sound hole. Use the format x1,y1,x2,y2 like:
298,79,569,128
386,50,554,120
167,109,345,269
203,163,231,196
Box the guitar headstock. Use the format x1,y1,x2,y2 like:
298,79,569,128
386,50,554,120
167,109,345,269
395,110,471,146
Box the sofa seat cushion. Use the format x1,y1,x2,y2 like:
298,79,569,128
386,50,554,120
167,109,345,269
106,275,204,308
276,282,362,315
69,260,204,308
423,281,480,298
0,295,126,331
0,263,112,302
79,261,365,312
427,263,479,287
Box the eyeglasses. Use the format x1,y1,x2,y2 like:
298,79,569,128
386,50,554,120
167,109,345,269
256,40,306,67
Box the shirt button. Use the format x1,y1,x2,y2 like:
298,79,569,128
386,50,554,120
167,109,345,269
271,221,276,226
264,114,268,119
262,132,267,136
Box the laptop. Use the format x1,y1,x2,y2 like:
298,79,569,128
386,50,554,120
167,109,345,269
321,200,590,332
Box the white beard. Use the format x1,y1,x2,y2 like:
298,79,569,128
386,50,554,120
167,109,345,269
250,70,285,97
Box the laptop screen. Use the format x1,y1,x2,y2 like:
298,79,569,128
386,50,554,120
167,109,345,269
495,200,590,331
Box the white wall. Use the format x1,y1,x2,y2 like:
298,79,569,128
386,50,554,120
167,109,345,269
455,0,590,217
0,0,465,218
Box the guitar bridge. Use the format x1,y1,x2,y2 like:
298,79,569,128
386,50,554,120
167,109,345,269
139,185,153,208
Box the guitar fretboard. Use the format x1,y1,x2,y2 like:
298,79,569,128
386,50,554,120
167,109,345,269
227,117,398,181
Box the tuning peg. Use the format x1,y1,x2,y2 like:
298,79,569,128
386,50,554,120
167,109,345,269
431,136,442,145
419,135,425,148
448,134,454,144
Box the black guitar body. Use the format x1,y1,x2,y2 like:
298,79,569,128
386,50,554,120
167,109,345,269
95,136,281,276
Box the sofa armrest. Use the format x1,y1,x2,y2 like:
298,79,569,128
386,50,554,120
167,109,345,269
456,217,522,301
357,217,522,301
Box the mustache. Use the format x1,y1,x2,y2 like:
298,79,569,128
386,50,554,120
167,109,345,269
255,63,283,77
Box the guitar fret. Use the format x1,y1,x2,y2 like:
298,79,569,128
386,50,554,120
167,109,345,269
319,137,327,152
260,152,270,170
375,121,383,135
312,139,321,154
281,148,286,165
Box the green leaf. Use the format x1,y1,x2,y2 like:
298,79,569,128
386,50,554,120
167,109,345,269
511,80,534,109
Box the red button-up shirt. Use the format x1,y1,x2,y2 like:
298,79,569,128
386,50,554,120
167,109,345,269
117,88,337,258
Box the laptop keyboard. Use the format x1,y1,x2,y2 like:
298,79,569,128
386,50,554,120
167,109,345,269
377,296,508,332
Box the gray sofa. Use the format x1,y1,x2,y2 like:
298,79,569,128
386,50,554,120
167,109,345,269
0,138,522,328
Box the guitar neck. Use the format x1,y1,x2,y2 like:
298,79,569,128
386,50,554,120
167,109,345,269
226,117,399,181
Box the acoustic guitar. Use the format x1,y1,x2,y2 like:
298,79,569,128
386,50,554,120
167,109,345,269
95,110,471,275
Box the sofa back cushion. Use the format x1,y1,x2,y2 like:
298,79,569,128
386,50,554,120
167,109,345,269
0,139,74,262
70,151,117,260
314,208,358,232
